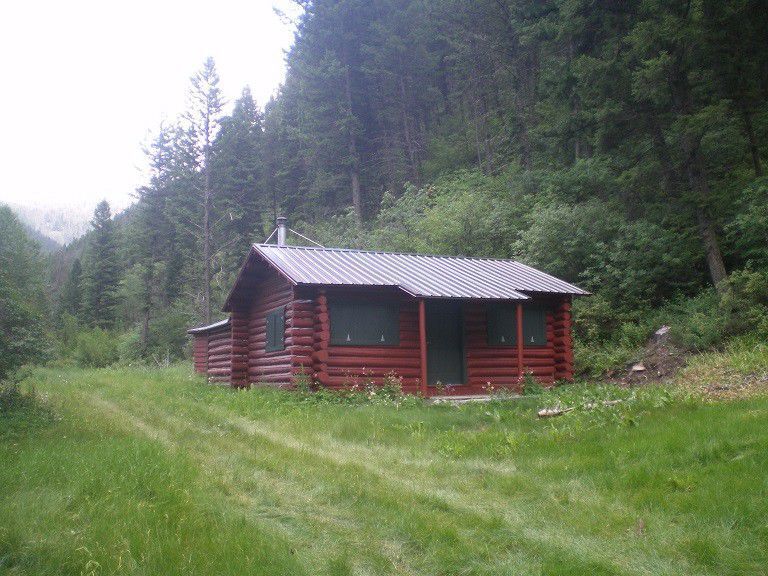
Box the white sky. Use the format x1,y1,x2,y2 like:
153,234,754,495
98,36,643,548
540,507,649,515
0,0,301,212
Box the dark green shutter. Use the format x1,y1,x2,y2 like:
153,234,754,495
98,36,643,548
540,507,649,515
487,305,517,346
330,302,399,346
265,306,285,352
487,304,547,346
523,306,546,346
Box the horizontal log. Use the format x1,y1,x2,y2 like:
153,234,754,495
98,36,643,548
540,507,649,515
326,346,419,358
328,367,421,378
329,356,421,369
323,376,420,387
207,368,231,376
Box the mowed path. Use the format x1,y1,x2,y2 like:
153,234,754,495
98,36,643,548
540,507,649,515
3,366,767,575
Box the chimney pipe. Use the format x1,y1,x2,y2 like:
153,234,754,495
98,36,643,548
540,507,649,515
276,216,287,246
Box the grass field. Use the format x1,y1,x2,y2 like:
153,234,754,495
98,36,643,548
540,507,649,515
1,362,767,575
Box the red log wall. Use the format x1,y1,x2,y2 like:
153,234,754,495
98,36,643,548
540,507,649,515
192,334,207,373
205,325,232,382
464,301,556,391
244,274,302,386
311,289,422,393
308,290,574,394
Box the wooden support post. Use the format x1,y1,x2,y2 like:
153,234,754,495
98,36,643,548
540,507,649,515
418,299,428,397
516,302,524,383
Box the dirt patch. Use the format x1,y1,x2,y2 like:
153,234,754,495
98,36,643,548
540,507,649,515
696,370,768,400
598,328,768,400
604,332,688,387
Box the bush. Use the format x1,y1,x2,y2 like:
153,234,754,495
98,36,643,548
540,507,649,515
75,329,119,368
0,380,33,415
720,269,768,339
574,339,637,378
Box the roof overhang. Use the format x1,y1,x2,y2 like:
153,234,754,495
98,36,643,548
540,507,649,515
187,317,231,335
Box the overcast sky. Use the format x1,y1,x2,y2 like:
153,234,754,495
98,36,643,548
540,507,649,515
0,0,301,212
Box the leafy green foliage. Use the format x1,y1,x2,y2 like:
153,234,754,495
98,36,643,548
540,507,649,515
42,1,768,372
0,206,47,381
82,201,120,329
74,328,119,368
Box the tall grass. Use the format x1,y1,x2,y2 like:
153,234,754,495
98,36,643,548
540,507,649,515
1,365,767,575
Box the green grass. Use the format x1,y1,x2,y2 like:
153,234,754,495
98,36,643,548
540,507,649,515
1,366,767,575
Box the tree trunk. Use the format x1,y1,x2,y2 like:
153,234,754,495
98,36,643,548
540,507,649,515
140,261,154,353
686,150,728,291
647,114,677,195
696,206,728,289
470,96,485,170
739,104,763,177
344,64,363,223
399,75,421,184
203,127,212,323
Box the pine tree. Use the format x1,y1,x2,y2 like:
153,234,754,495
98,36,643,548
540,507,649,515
0,206,47,379
211,86,266,296
82,200,120,329
59,258,83,319
186,57,225,323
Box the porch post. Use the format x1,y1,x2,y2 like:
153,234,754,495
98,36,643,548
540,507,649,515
516,302,524,382
418,299,428,396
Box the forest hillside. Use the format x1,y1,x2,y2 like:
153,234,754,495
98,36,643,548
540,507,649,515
3,0,767,376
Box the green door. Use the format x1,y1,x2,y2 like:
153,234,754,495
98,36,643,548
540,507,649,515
426,300,465,386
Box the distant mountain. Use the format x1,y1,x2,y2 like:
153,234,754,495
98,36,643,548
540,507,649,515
5,201,93,246
19,220,60,253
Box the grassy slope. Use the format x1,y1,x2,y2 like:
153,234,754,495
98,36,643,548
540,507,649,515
1,364,767,576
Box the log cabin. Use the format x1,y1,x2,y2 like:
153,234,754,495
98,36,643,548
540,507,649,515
188,218,588,396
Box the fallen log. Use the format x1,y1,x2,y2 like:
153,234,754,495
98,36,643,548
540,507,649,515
538,399,623,418
537,406,574,418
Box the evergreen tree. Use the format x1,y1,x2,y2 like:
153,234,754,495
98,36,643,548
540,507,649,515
0,206,47,379
82,200,120,329
59,258,83,319
186,57,225,323
211,86,266,298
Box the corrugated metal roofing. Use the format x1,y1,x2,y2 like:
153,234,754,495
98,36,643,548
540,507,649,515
187,318,230,334
253,244,588,300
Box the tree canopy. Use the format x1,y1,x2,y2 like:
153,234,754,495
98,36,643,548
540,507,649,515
45,0,768,362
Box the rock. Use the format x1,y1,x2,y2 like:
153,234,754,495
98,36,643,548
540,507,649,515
653,325,671,341
631,363,646,372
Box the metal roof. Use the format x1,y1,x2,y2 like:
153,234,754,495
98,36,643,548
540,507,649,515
252,244,588,300
187,318,230,334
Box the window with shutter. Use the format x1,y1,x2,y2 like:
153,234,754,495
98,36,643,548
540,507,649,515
487,304,548,347
329,302,400,346
265,306,285,352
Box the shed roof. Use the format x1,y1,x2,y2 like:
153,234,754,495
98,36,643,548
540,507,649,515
242,244,588,302
187,317,231,335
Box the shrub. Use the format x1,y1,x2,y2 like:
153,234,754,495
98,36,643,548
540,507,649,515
117,328,144,364
574,338,637,377
521,372,544,395
75,328,119,368
0,380,32,415
720,269,768,339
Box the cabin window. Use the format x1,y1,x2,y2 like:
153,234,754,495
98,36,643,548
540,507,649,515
487,304,547,346
329,302,400,346
265,306,285,352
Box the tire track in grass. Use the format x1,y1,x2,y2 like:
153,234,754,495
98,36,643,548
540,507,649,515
196,406,700,576
130,398,690,574
75,390,421,575
80,387,701,576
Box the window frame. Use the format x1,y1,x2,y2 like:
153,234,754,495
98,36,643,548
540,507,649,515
265,305,286,352
329,301,401,347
